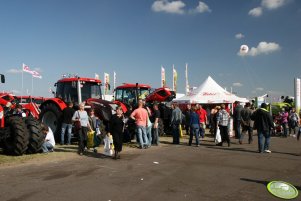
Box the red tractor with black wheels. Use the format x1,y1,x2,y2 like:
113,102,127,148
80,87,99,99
39,76,116,141
0,74,44,155
114,83,176,136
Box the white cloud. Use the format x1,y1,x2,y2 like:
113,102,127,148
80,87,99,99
256,87,264,91
192,1,211,13
248,7,263,17
235,33,245,39
233,82,243,87
7,69,22,74
152,0,186,14
238,41,281,57
261,0,287,10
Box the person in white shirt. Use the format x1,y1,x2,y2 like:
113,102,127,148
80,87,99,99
41,123,55,153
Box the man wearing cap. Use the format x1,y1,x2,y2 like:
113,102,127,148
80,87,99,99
251,103,274,153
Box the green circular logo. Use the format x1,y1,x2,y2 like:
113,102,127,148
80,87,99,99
267,181,299,199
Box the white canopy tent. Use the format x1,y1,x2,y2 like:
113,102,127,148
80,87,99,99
174,76,248,104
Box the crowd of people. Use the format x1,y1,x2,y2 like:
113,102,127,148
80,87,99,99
41,99,301,157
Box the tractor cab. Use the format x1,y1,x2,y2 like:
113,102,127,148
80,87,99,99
55,76,102,104
114,83,152,108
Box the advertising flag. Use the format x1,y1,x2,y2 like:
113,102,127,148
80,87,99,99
161,66,166,87
113,71,116,91
173,65,177,92
185,63,189,95
104,73,110,95
295,78,301,114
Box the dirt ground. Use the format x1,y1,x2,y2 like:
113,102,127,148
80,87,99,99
0,134,301,201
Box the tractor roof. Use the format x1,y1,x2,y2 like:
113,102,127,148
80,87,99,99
57,77,102,83
116,83,151,89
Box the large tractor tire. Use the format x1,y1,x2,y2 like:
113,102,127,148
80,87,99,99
25,117,44,154
39,103,62,141
4,117,29,156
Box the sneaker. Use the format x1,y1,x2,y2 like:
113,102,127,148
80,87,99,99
264,150,272,153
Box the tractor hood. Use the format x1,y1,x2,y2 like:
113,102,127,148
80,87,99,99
146,87,176,103
85,98,117,121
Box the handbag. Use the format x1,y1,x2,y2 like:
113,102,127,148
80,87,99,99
215,127,222,144
74,111,82,130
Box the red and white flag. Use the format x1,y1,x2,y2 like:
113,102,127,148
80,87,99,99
32,71,42,79
22,63,33,74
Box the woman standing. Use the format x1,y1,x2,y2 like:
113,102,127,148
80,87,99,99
109,106,125,159
72,103,92,155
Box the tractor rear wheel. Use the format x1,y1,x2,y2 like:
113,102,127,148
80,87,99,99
40,103,62,141
25,117,44,154
4,117,29,156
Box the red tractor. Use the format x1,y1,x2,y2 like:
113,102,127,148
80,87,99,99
0,74,44,155
39,76,116,140
114,83,176,136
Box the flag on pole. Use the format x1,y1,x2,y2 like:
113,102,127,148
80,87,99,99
113,71,116,91
95,73,99,79
185,63,189,95
104,73,110,95
161,66,166,87
173,65,177,92
32,71,42,79
22,63,34,74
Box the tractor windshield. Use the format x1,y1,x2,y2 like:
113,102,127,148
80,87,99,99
56,81,102,104
115,87,150,106
81,82,102,101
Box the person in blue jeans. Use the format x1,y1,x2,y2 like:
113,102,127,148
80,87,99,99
189,106,200,146
251,103,274,153
61,102,75,145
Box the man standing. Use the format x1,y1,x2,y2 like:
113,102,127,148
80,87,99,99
251,103,274,153
171,102,184,144
240,102,253,144
196,104,207,138
61,102,75,145
183,104,192,137
233,101,243,139
131,99,149,149
151,102,161,146
216,104,230,147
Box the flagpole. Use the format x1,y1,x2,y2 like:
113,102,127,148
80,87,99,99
31,75,34,96
185,63,189,95
172,65,174,91
21,65,23,100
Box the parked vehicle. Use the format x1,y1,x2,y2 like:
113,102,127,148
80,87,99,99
39,76,117,140
0,74,44,155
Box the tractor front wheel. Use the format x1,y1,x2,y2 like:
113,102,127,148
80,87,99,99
4,117,29,156
25,117,44,154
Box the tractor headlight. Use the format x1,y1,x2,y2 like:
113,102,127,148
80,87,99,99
0,111,3,119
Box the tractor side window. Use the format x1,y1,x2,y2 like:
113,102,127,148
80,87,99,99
81,82,102,101
123,89,135,105
115,89,123,101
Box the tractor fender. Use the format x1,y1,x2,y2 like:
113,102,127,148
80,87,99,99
39,98,67,111
113,100,128,113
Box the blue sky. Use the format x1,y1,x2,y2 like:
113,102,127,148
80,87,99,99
1,0,301,100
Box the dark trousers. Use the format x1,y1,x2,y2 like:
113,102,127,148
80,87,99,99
219,125,230,145
240,125,253,143
234,120,241,139
189,124,200,145
78,126,88,153
172,124,180,144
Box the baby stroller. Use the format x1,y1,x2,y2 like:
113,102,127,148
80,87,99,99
272,115,283,136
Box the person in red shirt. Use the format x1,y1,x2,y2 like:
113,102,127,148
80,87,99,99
196,104,207,138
